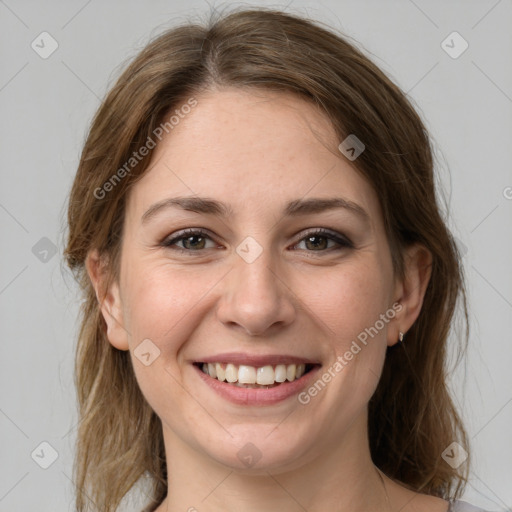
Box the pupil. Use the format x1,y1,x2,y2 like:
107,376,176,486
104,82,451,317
185,236,204,249
307,236,327,250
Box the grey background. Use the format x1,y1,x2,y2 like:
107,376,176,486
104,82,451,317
1,0,511,510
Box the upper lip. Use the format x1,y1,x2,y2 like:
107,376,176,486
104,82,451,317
194,353,321,367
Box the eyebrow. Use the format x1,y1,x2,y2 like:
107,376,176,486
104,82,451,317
141,196,370,224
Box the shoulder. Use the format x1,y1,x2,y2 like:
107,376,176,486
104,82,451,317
449,499,494,512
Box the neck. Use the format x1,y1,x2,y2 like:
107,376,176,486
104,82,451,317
157,412,391,512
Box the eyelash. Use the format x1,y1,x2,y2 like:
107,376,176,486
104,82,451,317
160,228,353,254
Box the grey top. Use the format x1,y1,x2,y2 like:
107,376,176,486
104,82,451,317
143,499,492,511
449,499,492,512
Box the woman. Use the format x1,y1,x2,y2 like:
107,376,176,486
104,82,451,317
64,7,491,512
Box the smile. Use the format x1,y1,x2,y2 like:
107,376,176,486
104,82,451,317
192,357,322,406
197,362,314,388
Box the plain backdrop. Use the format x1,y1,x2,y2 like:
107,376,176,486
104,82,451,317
0,0,511,510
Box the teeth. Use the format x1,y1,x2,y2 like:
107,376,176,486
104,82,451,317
200,362,309,386
215,363,225,382
275,364,287,382
225,363,238,383
238,365,257,384
256,365,274,385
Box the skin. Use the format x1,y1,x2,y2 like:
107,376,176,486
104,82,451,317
87,88,446,511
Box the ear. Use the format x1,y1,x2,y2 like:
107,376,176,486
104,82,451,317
388,243,433,347
85,249,129,351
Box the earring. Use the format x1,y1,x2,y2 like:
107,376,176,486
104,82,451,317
398,331,404,343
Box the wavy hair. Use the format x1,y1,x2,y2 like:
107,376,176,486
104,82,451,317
63,6,470,511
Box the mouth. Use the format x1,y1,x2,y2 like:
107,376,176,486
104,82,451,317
192,354,322,406
193,361,317,389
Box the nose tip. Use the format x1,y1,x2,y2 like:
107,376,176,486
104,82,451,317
216,256,295,337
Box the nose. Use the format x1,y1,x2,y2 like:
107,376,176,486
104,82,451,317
216,247,296,336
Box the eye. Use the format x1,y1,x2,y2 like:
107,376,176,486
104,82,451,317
292,228,353,252
161,229,218,252
161,228,352,254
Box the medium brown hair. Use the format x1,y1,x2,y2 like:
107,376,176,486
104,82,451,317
63,6,470,511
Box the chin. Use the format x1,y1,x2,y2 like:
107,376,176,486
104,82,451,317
196,426,315,474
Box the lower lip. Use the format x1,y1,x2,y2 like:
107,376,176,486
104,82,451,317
193,364,322,406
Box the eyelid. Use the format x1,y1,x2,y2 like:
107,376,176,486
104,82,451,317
161,228,218,251
296,227,353,248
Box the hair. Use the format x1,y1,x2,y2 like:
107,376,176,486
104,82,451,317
63,5,470,511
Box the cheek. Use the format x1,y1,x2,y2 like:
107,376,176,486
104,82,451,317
122,262,216,347
298,260,392,426
301,258,392,346
121,262,220,420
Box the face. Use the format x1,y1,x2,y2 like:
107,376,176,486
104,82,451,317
96,88,407,473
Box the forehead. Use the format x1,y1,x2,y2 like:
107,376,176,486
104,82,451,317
125,88,380,226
